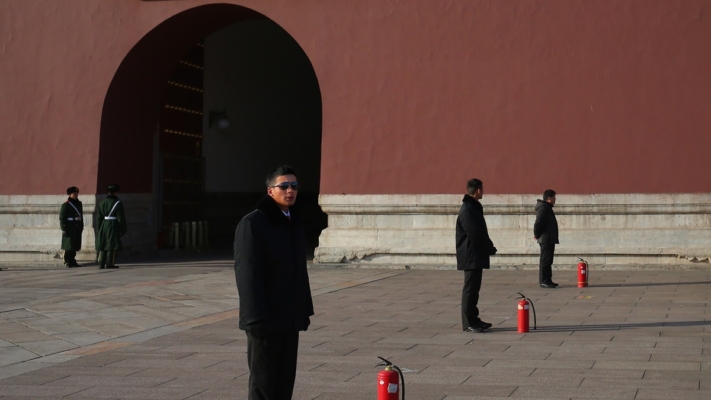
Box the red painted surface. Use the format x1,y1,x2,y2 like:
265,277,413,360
1,0,710,195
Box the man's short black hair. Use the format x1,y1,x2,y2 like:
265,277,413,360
266,165,297,187
467,179,483,195
107,184,120,194
543,189,556,200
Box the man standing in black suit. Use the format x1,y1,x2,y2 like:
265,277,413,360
234,165,314,400
456,178,497,333
534,189,559,288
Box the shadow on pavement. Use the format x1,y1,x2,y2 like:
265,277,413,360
492,319,711,333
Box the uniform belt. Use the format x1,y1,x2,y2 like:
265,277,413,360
66,218,81,221
104,217,118,220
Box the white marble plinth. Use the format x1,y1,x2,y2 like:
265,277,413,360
314,194,711,266
0,194,155,263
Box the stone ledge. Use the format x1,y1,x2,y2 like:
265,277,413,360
320,194,711,215
316,194,711,266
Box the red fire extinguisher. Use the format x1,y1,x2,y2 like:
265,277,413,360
377,356,405,400
577,257,589,288
516,292,537,333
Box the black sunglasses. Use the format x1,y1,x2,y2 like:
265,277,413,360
270,182,299,190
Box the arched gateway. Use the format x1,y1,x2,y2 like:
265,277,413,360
0,3,324,262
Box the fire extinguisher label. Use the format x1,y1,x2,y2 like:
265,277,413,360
387,383,398,393
518,305,529,310
581,270,586,274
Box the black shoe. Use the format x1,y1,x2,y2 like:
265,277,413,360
465,325,485,333
104,265,119,269
550,281,559,287
478,321,493,330
99,266,106,269
540,282,556,288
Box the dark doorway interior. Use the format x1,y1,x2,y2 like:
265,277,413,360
201,19,325,257
98,4,325,257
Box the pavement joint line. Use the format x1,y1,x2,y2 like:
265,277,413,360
61,341,132,356
69,277,207,298
0,270,409,379
310,271,408,296
1,267,710,397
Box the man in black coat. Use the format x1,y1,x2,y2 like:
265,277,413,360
534,189,559,288
456,178,497,333
234,165,314,400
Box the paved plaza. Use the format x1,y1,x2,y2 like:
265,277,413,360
0,259,709,399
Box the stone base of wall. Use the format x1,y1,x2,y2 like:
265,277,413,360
0,194,154,263
314,194,711,267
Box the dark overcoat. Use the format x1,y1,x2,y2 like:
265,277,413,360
95,195,127,251
534,200,559,244
234,195,314,333
456,195,496,270
60,197,83,251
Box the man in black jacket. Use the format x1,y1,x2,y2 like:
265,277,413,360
534,189,559,288
456,178,497,333
234,165,314,400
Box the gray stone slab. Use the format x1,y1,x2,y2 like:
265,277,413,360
582,377,699,389
63,386,206,399
0,322,30,334
511,386,638,399
1,331,57,343
55,331,114,346
593,360,700,371
30,323,93,335
46,375,175,387
0,309,41,319
18,339,78,356
0,346,39,367
635,388,711,399
112,325,188,343
0,384,89,397
0,362,46,380
486,359,595,369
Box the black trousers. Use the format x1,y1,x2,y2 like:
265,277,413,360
63,250,77,265
246,330,299,400
539,242,555,284
461,268,483,330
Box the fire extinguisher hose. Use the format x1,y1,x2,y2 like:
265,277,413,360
377,356,406,400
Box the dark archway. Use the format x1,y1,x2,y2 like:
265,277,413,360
99,4,324,254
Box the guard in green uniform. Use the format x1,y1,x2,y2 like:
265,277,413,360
60,186,83,268
95,184,127,269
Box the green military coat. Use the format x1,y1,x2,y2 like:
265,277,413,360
59,197,83,251
95,195,127,251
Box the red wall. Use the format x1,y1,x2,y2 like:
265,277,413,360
316,0,711,194
1,0,710,195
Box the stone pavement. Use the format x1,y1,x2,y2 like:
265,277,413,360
0,259,709,399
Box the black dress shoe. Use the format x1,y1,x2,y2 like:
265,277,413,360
105,265,119,269
550,281,559,287
99,266,106,269
477,321,493,329
465,325,485,333
540,282,556,288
